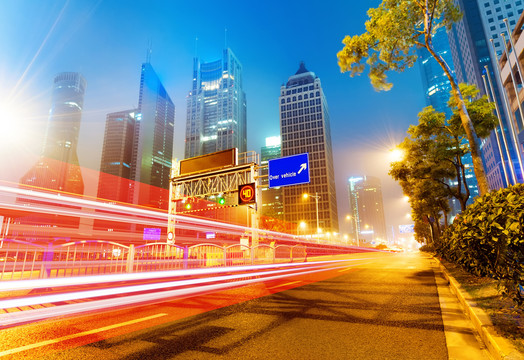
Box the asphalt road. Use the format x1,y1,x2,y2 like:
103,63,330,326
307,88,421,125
0,252,476,359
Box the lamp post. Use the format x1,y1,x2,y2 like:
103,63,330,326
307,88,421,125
303,192,320,234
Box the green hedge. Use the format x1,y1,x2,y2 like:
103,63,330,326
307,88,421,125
437,184,524,305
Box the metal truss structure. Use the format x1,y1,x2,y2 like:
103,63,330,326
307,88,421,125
170,163,257,200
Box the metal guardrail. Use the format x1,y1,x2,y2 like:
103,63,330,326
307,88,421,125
0,239,307,281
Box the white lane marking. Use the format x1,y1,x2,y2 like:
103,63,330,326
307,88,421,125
338,267,356,272
267,281,302,290
0,313,167,357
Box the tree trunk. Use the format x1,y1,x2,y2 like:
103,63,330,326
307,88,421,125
423,15,490,196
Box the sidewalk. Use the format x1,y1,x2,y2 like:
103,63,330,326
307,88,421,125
431,256,524,360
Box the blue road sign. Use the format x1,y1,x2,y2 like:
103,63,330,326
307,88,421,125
268,153,310,188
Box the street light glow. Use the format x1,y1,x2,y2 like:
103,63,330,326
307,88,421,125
389,148,405,163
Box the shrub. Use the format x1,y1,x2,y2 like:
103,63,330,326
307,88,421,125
437,184,524,305
419,244,435,253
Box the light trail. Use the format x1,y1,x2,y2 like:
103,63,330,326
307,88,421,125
0,261,359,327
0,262,350,309
0,259,370,291
0,184,357,245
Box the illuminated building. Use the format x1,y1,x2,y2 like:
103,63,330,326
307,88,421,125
260,136,283,220
18,72,87,236
417,26,478,215
447,0,524,189
498,12,524,178
185,48,247,158
20,72,86,195
98,109,137,203
348,176,387,245
97,62,174,210
130,62,175,209
279,62,338,235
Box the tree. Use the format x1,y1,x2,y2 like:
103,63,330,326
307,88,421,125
390,136,451,243
338,0,490,195
390,84,496,242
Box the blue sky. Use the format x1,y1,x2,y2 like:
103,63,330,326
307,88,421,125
1,0,425,236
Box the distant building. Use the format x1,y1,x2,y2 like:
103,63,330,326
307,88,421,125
279,62,338,236
260,136,283,220
97,62,175,210
185,48,247,158
348,176,387,245
97,109,137,203
20,72,86,195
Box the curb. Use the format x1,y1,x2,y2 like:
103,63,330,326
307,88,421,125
433,257,523,360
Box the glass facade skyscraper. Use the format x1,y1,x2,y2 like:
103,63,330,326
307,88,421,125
448,0,524,189
185,48,247,158
279,62,338,235
98,109,137,203
417,26,478,213
20,72,86,195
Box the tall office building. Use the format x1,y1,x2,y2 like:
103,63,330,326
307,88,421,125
185,48,247,158
97,109,137,203
20,72,86,195
447,0,524,189
97,62,174,209
130,62,175,209
348,176,387,245
417,26,479,214
279,62,338,235
260,136,283,220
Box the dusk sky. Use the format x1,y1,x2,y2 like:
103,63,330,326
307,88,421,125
1,0,426,237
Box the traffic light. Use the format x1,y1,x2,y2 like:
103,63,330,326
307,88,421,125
185,202,192,210
217,196,225,205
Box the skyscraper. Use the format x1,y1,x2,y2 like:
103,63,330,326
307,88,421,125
130,62,175,209
348,176,387,245
417,26,478,214
97,109,137,203
260,136,283,220
97,62,174,209
447,0,524,189
279,62,338,235
20,72,86,195
185,48,247,158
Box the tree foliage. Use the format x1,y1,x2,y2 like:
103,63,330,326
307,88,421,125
338,0,490,195
389,84,496,243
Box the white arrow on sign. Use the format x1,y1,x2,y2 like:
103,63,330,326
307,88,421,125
298,163,307,174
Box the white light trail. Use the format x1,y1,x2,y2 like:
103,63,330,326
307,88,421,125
0,263,340,309
1,259,368,291
0,261,362,327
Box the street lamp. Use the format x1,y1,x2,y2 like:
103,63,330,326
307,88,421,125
299,221,307,236
303,192,320,234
